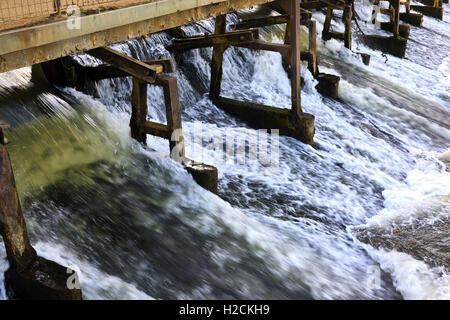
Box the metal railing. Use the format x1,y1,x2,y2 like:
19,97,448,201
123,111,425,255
0,0,143,26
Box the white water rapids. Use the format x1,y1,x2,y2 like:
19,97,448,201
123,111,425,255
0,1,448,300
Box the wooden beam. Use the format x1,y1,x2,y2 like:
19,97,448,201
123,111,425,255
210,15,228,101
234,40,291,59
308,20,317,75
234,15,289,29
287,0,302,116
130,77,148,143
144,121,171,139
88,47,163,84
155,74,185,161
83,59,175,82
167,29,259,53
322,6,333,41
344,4,352,49
233,12,313,30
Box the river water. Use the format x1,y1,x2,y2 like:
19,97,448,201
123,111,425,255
0,1,449,300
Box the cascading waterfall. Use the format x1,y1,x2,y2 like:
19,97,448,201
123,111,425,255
0,1,449,300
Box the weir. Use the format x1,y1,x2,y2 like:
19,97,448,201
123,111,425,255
0,0,448,300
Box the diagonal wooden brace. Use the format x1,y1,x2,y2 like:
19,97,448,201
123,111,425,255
88,47,164,84
82,58,175,82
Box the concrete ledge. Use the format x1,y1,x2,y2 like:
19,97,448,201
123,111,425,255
380,22,411,39
415,0,439,5
410,5,444,20
363,35,408,58
215,97,315,145
399,12,423,27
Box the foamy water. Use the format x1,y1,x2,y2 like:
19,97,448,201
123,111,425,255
0,2,449,300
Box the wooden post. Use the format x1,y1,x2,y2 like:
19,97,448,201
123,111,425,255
130,77,148,143
286,0,302,117
209,15,227,101
392,0,400,38
0,133,36,272
54,0,61,15
1,122,81,300
344,4,352,49
308,20,318,75
157,75,185,161
323,7,333,41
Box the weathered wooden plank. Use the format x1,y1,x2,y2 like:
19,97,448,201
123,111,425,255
88,47,163,83
344,4,352,49
308,20,317,75
233,12,313,30
0,147,36,272
287,0,302,116
144,121,171,139
155,74,185,161
130,77,148,143
235,40,291,59
210,15,228,101
83,59,175,81
167,29,259,52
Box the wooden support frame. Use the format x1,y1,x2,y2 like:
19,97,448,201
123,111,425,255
206,0,315,145
234,7,317,75
87,48,185,161
129,74,186,161
210,0,304,115
321,0,353,49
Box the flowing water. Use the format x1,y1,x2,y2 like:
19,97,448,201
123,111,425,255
0,1,449,300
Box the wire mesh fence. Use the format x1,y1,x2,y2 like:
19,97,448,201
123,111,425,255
0,0,135,25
